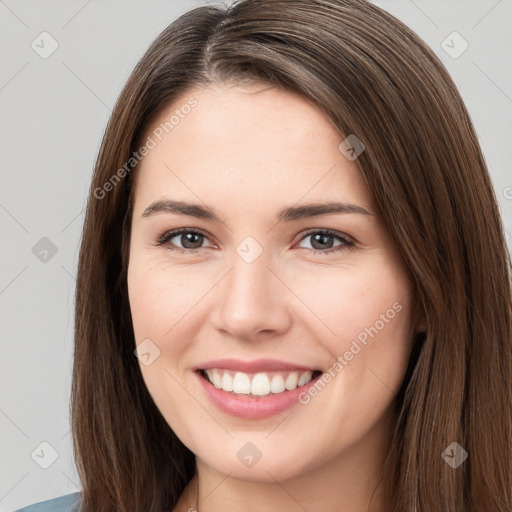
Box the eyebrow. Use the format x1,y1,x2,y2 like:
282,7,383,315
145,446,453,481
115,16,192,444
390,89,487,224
141,199,373,222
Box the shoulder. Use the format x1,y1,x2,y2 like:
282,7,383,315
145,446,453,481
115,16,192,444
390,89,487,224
12,492,81,512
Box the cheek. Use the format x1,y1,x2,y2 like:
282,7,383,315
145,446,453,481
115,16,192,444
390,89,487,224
290,259,414,389
127,256,205,347
290,259,412,339
286,264,414,456
127,259,205,436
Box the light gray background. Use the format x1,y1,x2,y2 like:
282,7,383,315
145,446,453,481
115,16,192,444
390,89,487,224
1,1,511,510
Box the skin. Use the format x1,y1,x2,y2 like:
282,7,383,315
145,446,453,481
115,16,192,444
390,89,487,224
127,82,426,512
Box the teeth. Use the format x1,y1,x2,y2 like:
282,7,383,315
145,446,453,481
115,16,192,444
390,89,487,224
211,370,222,389
233,372,251,394
285,372,299,390
298,370,312,387
270,374,285,394
251,373,271,396
221,372,233,391
203,369,316,395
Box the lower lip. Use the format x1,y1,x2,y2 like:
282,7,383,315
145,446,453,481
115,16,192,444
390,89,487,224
195,370,322,419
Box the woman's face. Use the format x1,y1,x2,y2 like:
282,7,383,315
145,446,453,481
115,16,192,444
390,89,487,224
127,82,421,483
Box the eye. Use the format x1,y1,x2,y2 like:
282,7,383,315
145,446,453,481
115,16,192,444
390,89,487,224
155,228,355,255
155,228,214,253
296,229,355,254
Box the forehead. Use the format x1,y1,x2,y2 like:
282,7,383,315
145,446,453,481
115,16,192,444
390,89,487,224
133,82,375,216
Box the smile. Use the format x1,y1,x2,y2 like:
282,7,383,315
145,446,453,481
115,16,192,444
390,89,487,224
194,358,324,419
200,368,321,396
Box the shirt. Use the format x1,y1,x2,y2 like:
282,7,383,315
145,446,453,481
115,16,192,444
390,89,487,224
12,492,81,512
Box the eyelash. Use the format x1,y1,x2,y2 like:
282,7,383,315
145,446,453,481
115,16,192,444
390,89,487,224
154,228,355,255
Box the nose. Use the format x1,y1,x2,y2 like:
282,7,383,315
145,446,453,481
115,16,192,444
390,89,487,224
212,251,292,341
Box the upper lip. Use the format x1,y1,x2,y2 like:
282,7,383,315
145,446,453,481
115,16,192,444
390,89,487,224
195,358,319,373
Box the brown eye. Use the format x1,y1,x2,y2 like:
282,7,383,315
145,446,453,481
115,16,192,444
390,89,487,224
175,232,205,249
297,230,354,254
156,229,213,252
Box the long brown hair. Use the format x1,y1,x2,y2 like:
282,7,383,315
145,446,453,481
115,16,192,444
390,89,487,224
72,1,512,510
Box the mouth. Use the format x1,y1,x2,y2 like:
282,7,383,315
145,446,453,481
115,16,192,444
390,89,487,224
197,368,323,397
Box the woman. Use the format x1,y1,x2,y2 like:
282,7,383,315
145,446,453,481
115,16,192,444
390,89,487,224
15,0,512,511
